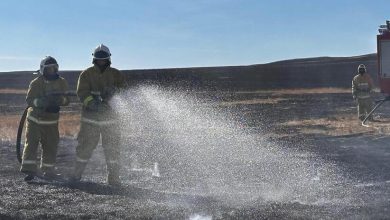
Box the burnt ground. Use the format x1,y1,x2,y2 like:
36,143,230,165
1,88,390,219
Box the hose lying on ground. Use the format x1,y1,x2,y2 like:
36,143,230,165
16,107,28,163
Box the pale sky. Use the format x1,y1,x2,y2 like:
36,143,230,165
0,0,388,71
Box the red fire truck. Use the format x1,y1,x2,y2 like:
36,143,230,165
362,20,390,126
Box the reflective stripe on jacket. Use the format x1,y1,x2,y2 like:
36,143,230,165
80,116,117,126
27,115,59,125
26,75,69,122
77,65,125,121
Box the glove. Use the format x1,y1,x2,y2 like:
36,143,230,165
86,98,101,112
47,95,67,106
102,86,117,100
33,97,49,108
45,105,60,113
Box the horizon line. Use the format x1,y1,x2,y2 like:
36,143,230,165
0,53,376,73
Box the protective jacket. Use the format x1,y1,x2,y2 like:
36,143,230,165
26,75,69,124
352,73,374,121
77,65,125,125
352,74,374,99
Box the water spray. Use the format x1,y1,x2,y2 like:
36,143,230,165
110,85,359,205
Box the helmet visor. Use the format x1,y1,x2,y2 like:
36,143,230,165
42,64,59,75
43,57,58,65
93,50,110,59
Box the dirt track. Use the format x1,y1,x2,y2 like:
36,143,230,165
1,87,390,219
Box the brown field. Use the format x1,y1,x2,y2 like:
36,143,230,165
2,87,389,141
218,87,390,138
2,86,390,219
280,115,377,136
2,54,390,219
0,88,27,94
220,97,287,105
0,113,80,142
235,87,352,95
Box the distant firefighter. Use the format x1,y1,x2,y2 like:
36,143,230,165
20,56,70,181
69,44,126,186
352,64,374,121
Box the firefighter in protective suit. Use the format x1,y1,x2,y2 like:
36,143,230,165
20,56,69,181
70,44,125,186
352,64,374,121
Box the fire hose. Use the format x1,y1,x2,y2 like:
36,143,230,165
361,96,390,127
16,107,28,163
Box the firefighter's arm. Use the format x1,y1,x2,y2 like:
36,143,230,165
77,70,94,108
26,80,37,107
59,79,70,106
46,79,71,106
26,80,48,108
77,70,100,111
352,80,357,99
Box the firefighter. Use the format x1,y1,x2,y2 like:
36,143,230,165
70,44,125,186
352,64,374,121
20,56,70,181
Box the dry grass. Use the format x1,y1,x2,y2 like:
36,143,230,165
0,88,27,94
280,114,390,136
220,97,287,106
220,87,351,106
270,87,351,95
236,87,351,95
58,113,80,137
0,113,80,142
1,87,386,142
0,115,20,142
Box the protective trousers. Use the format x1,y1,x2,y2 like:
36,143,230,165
20,120,59,173
357,97,373,120
74,122,121,181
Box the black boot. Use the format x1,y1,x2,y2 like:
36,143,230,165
107,164,121,187
68,162,87,184
22,170,36,182
42,167,63,181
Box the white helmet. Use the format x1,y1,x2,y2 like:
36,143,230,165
358,64,366,74
39,56,59,74
92,44,111,61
